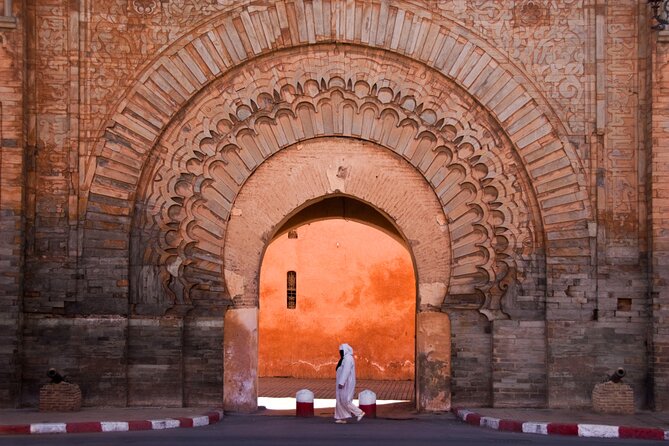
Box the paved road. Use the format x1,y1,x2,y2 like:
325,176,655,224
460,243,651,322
0,413,665,446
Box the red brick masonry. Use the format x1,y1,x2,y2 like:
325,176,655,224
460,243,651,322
39,383,81,412
592,382,635,415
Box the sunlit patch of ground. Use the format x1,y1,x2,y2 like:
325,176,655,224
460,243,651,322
257,397,416,419
258,397,408,410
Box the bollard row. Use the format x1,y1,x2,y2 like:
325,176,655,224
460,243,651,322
294,389,377,418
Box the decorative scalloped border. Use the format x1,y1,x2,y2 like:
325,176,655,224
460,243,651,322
137,67,539,318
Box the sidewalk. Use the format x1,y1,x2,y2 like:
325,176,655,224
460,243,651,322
453,407,669,441
0,407,223,435
4,382,669,443
2,403,669,441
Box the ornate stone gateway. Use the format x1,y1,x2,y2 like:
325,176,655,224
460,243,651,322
112,13,578,407
55,1,590,410
120,34,565,409
4,0,668,412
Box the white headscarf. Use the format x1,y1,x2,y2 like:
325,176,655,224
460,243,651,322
339,343,353,357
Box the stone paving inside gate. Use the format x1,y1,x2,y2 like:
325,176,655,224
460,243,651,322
258,377,415,401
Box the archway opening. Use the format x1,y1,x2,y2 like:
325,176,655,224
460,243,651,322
222,138,452,413
258,197,416,406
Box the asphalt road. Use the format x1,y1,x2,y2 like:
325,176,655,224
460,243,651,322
0,413,665,446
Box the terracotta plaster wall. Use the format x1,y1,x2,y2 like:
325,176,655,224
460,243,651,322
259,219,415,381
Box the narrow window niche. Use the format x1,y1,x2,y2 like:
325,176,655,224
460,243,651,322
287,271,297,309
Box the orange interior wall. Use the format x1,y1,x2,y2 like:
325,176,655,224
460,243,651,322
258,219,416,380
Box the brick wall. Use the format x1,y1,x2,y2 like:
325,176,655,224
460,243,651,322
592,381,634,415
651,30,669,410
183,317,224,407
450,310,492,407
22,0,80,315
0,1,23,408
127,317,183,407
548,320,648,409
21,316,127,407
492,321,547,408
1,0,667,411
126,316,225,407
39,382,82,412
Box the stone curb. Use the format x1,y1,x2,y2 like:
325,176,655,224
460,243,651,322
453,408,669,441
0,410,223,435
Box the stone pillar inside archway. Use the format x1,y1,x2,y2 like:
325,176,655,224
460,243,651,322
222,138,452,412
417,312,451,411
223,307,258,413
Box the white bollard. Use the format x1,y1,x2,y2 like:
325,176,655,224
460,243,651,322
296,389,314,417
358,389,376,418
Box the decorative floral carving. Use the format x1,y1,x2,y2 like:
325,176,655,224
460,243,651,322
435,0,585,133
129,0,160,16
513,0,550,27
82,0,587,181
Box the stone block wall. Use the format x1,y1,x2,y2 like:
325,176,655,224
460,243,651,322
22,0,80,315
127,317,183,407
0,0,668,411
126,316,225,408
449,310,492,407
547,320,648,409
21,316,127,407
0,1,23,408
183,318,224,407
492,321,547,408
651,30,669,410
19,314,224,408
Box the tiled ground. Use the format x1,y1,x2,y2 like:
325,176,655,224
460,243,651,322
259,377,414,400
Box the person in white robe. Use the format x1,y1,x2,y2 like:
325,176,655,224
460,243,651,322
334,343,365,423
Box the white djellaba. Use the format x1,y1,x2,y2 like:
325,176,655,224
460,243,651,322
334,343,365,423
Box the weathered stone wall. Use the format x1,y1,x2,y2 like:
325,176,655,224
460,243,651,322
651,30,669,411
127,317,183,407
20,316,127,407
183,317,224,407
0,2,23,407
23,0,80,314
449,310,492,407
492,321,546,408
547,321,648,408
1,0,667,411
127,316,225,407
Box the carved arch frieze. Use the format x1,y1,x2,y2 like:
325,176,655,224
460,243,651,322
132,52,544,320
82,0,596,321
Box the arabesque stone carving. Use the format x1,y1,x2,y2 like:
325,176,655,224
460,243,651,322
132,48,543,320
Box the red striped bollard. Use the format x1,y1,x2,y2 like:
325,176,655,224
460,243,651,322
358,390,376,418
296,389,314,417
